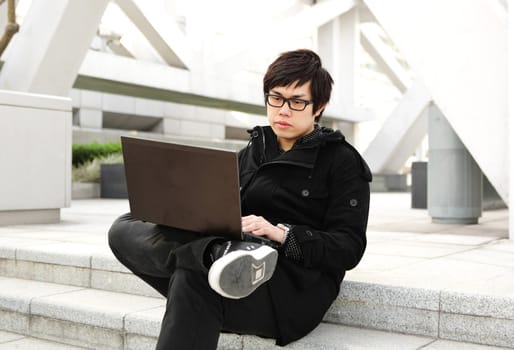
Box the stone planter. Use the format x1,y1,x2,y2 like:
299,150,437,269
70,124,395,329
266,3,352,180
72,182,101,199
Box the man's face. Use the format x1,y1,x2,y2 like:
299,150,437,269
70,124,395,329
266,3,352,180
266,81,322,151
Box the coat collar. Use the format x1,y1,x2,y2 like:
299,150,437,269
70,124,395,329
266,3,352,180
246,125,345,167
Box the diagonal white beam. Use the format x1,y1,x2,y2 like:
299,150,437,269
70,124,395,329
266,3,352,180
217,0,357,63
106,39,134,58
0,0,109,95
363,80,432,173
364,0,508,202
114,0,191,69
360,24,412,93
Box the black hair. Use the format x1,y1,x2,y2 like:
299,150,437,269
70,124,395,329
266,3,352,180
263,49,333,121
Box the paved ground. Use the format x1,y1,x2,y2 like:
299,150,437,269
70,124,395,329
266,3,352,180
351,193,513,297
2,192,511,297
0,192,512,349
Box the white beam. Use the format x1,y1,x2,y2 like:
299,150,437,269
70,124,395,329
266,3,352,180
318,5,359,118
106,39,134,58
114,0,191,69
360,24,412,93
216,0,357,63
79,50,191,94
76,50,268,116
0,0,109,95
364,0,509,202
363,80,432,173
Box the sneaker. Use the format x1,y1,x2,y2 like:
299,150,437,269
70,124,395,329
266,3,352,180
208,241,278,299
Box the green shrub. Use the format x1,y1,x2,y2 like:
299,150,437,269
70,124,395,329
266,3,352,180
72,153,124,183
72,142,122,167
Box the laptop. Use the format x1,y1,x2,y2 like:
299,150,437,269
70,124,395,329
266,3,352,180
121,136,279,247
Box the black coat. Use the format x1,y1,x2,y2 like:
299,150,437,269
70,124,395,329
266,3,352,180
238,125,372,346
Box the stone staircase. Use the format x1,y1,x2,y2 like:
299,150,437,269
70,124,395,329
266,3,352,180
0,197,513,349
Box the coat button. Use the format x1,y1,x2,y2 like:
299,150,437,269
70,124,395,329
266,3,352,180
301,189,310,197
350,199,358,207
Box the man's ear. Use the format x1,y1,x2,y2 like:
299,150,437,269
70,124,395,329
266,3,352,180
314,104,326,118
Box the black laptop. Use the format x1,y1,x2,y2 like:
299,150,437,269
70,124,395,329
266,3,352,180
121,136,278,247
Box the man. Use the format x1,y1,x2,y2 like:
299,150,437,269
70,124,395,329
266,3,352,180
109,48,371,349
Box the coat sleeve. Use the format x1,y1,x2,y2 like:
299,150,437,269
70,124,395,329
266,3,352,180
292,144,371,271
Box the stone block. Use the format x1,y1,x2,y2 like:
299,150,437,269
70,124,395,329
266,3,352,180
340,281,440,310
441,291,514,319
0,259,15,277
440,313,514,348
91,253,129,273
30,288,164,330
125,334,157,350
218,333,243,350
325,301,439,337
423,339,514,350
325,282,440,337
124,307,164,337
30,315,123,350
13,261,90,287
243,323,434,350
72,182,100,199
91,269,162,298
0,278,80,313
0,244,15,259
0,310,28,334
15,243,93,267
0,335,90,349
241,336,277,349
0,330,25,343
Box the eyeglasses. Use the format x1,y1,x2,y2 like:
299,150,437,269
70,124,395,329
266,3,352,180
264,93,314,111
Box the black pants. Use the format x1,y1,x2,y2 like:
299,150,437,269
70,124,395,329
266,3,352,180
108,213,279,349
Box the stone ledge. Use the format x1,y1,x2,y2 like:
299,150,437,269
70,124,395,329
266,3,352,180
0,277,513,349
2,246,514,349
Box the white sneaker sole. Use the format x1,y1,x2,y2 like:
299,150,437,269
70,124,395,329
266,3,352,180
208,245,278,299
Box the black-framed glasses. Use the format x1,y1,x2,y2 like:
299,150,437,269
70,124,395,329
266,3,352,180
264,93,314,111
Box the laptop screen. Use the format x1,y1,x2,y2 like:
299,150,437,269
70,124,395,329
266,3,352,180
121,136,243,239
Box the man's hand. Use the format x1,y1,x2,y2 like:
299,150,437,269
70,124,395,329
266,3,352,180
241,215,286,243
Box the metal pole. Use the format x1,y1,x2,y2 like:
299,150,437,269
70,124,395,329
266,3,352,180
0,0,19,56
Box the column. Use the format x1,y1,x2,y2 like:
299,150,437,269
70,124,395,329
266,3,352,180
428,103,482,224
317,4,359,118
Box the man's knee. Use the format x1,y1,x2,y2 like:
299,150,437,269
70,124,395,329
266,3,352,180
108,212,133,251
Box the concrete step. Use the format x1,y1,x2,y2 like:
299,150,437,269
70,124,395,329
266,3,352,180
0,277,512,350
1,237,514,349
0,330,88,349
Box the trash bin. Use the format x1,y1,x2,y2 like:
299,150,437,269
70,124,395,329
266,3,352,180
100,163,128,199
411,161,427,209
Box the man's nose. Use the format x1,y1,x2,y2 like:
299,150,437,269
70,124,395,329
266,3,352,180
278,102,292,115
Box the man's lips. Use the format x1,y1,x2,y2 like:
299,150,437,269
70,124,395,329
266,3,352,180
275,121,292,127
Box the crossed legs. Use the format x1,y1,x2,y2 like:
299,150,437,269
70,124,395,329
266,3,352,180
108,213,278,349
